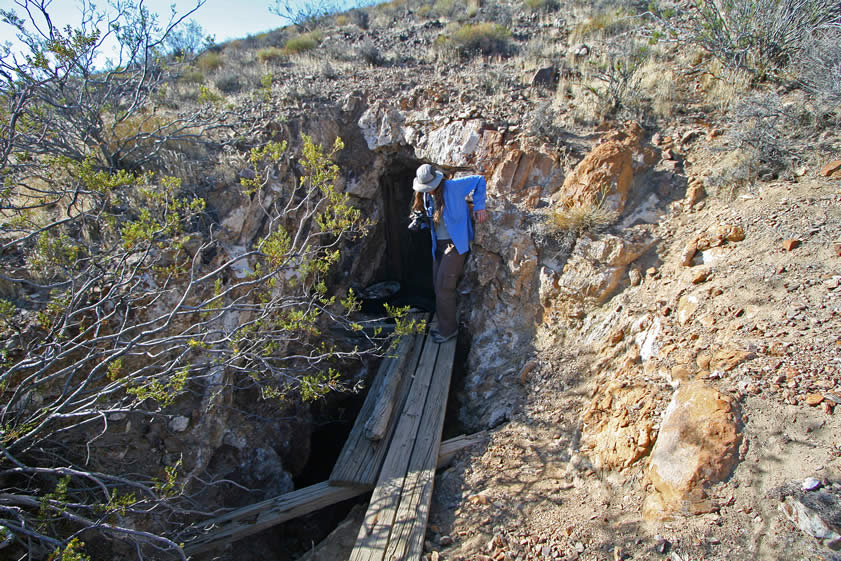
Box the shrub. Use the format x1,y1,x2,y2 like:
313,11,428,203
196,51,224,72
283,31,321,55
348,8,370,29
549,201,618,233
524,0,559,12
449,22,512,56
271,0,341,30
586,43,650,116
214,72,242,93
357,39,385,66
257,46,286,64
796,28,841,108
652,0,841,76
179,69,205,84
433,0,461,18
570,9,636,42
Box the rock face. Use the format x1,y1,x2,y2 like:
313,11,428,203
459,203,541,427
580,377,658,470
540,230,656,319
643,381,743,519
552,122,658,214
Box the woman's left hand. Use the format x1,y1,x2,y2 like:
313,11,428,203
473,209,488,224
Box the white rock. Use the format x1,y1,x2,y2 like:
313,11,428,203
803,477,822,491
169,416,190,432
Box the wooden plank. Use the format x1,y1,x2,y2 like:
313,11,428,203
182,481,370,555
178,432,481,556
437,431,487,468
364,335,414,440
384,337,457,561
330,332,425,487
348,335,441,561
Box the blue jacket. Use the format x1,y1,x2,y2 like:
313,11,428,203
424,175,486,256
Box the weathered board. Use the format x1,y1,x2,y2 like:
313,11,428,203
348,335,457,561
182,481,368,555
179,431,480,555
329,331,424,487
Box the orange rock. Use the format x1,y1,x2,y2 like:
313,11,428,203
804,393,824,406
643,382,742,520
709,349,754,372
782,239,801,251
820,160,841,178
553,122,653,215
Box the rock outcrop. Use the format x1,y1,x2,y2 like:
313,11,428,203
643,381,743,519
552,121,658,214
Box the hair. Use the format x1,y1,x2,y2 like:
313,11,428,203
410,169,448,223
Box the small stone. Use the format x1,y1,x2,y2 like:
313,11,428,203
470,494,490,505
440,535,454,546
725,225,745,242
681,241,698,266
782,239,801,251
629,268,643,286
802,477,822,491
692,269,710,284
804,393,825,406
655,538,671,554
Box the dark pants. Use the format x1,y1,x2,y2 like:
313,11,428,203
433,239,467,337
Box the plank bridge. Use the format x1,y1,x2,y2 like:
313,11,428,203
180,320,478,560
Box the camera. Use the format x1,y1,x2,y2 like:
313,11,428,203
408,210,428,232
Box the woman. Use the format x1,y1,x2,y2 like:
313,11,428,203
411,164,488,343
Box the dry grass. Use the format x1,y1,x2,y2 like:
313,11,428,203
283,32,322,55
699,59,754,112
633,57,683,119
549,202,618,233
569,8,635,43
197,52,224,72
257,47,285,64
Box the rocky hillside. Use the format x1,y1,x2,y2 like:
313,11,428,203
2,0,840,559
204,1,840,560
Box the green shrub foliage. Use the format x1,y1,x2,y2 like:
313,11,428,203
0,2,415,558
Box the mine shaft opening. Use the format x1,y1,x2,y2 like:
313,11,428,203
277,156,476,559
369,156,435,312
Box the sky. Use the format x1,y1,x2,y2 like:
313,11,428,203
0,0,375,57
0,0,287,44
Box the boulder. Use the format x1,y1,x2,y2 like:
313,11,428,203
531,66,557,87
552,122,657,215
416,119,485,167
358,103,408,150
488,144,562,202
643,381,742,519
